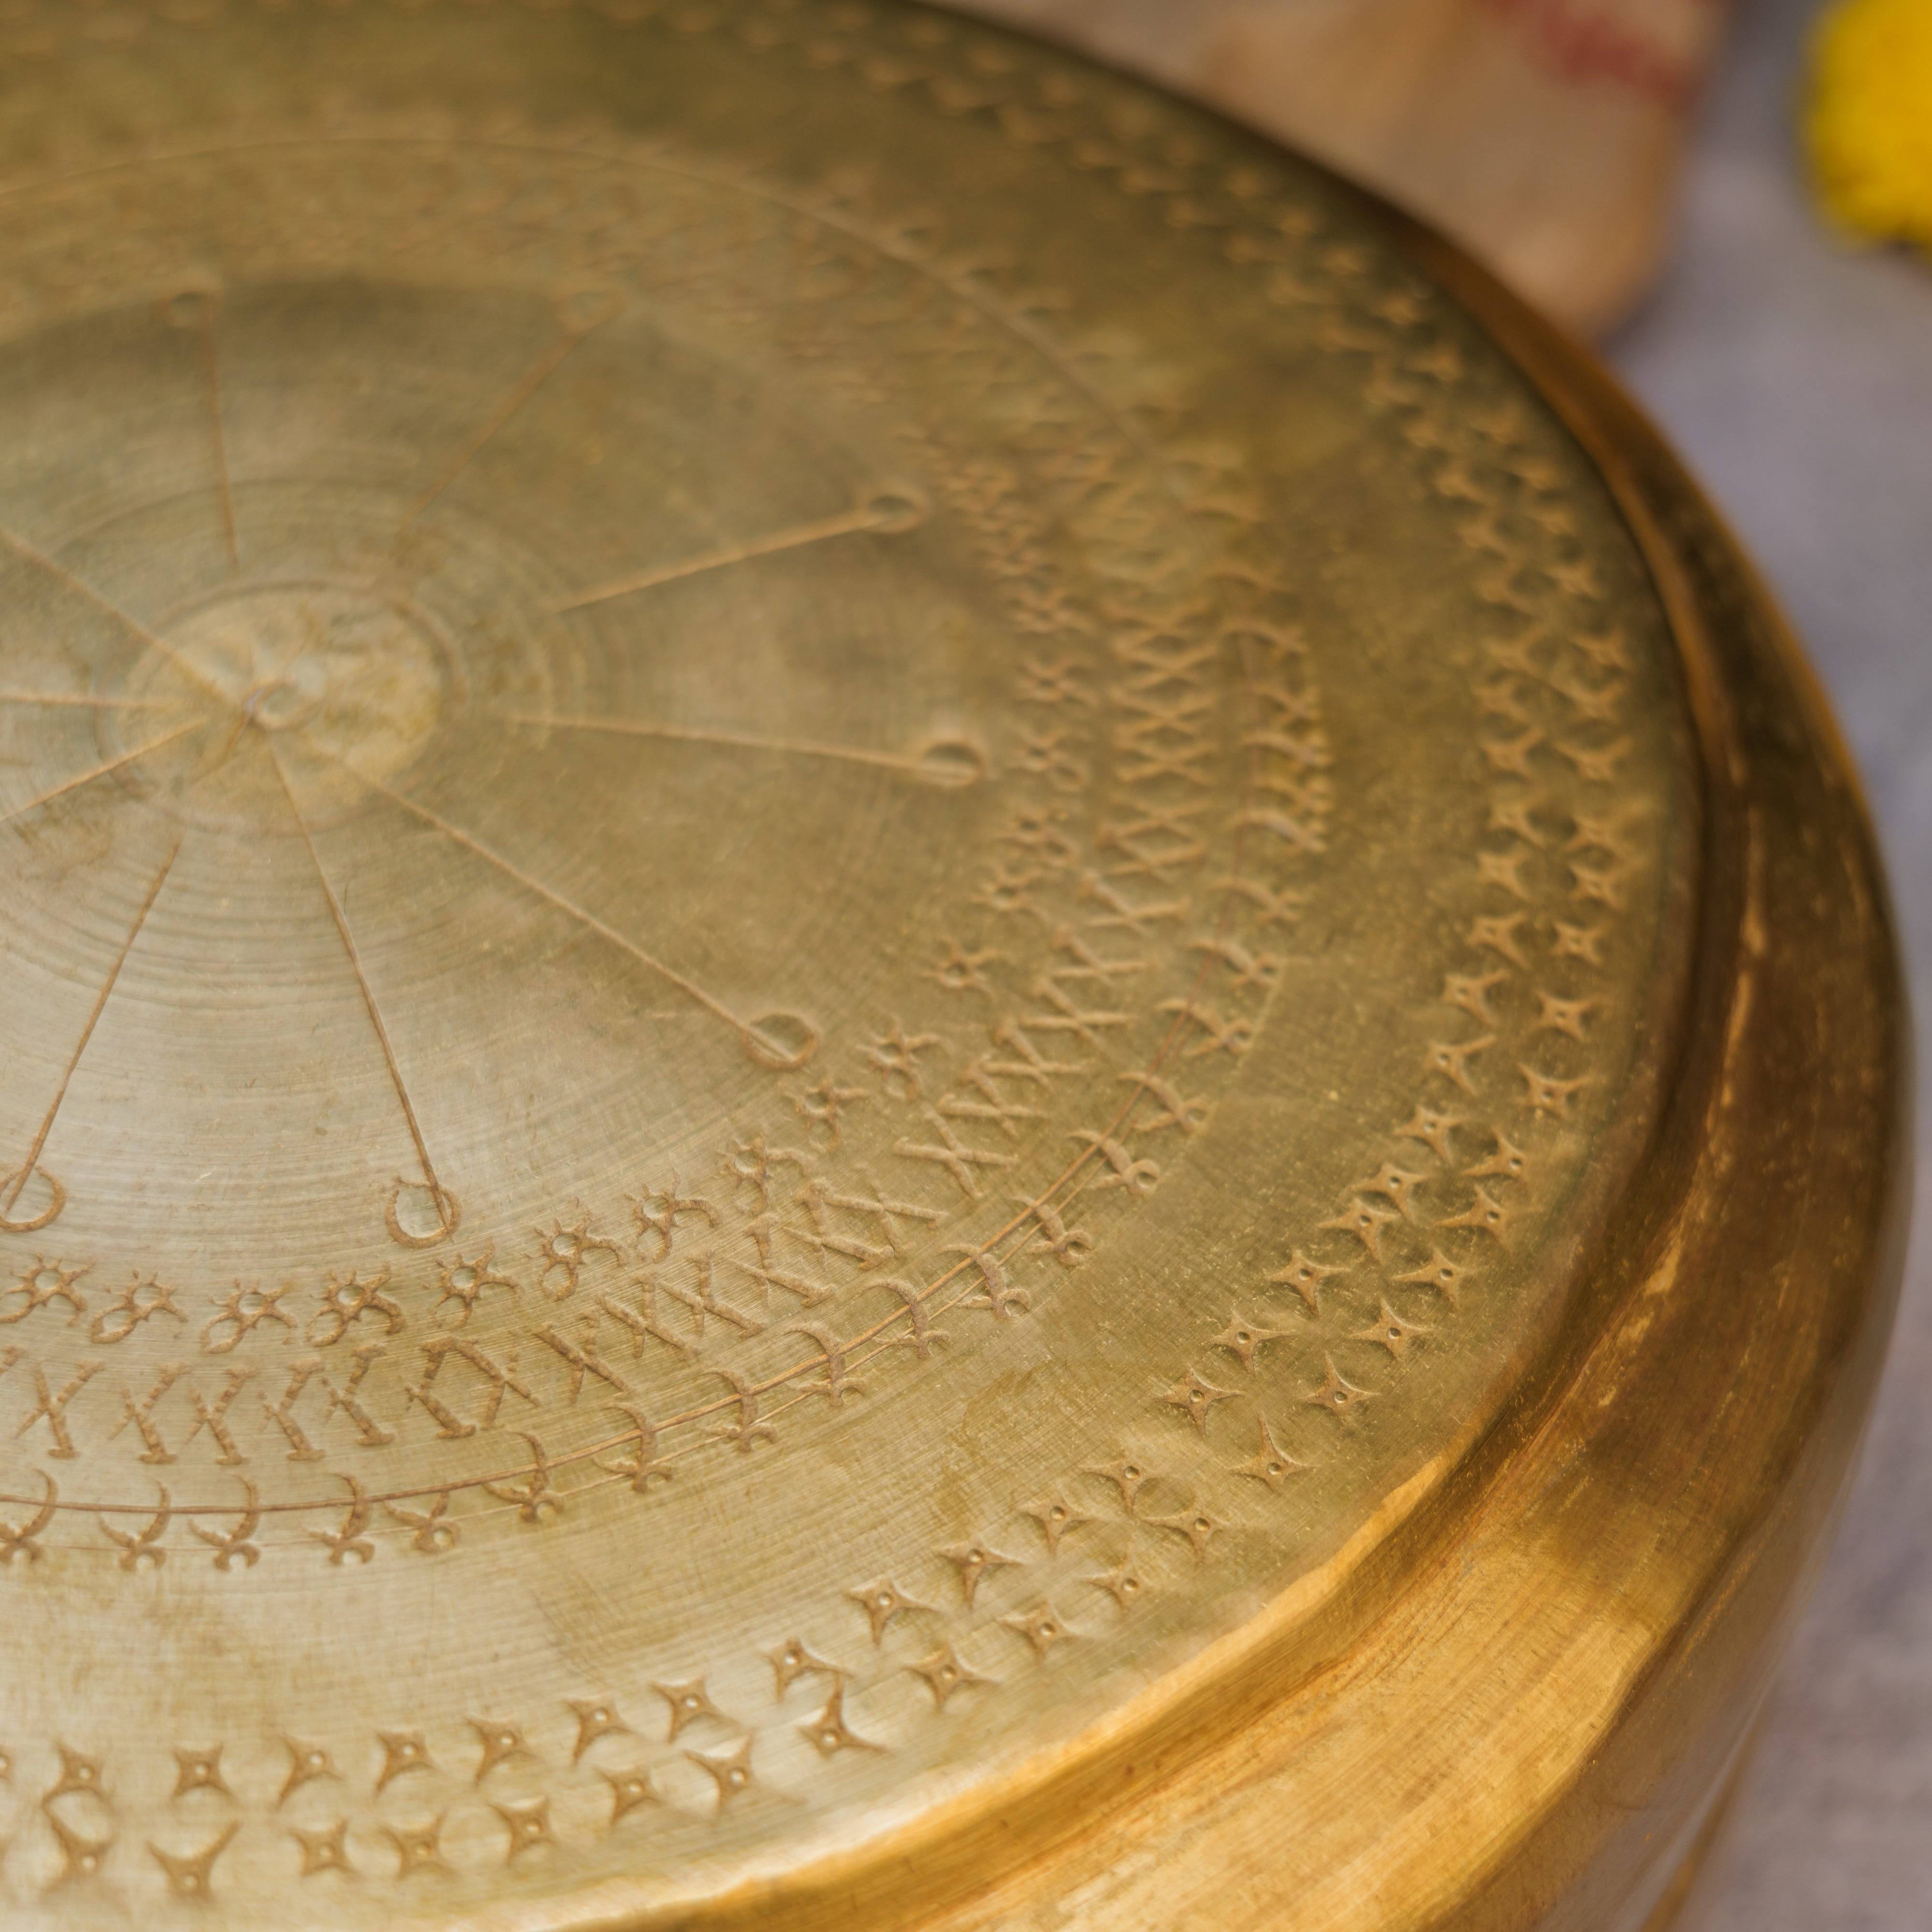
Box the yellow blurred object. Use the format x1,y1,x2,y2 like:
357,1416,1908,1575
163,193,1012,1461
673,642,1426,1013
1807,0,1932,252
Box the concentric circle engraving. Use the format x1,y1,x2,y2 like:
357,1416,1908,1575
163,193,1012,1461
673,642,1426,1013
0,5,1698,1926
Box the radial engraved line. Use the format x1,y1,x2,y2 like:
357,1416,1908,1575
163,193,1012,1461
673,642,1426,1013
265,747,449,1210
399,317,605,531
194,306,242,576
328,754,762,1045
555,502,905,613
0,525,239,715
504,713,941,776
0,719,206,831
0,692,173,711
2,835,184,1216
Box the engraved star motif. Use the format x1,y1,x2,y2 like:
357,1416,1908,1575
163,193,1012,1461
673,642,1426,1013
1558,737,1632,784
1465,1136,1532,1183
720,1130,810,1212
1480,727,1542,779
1488,793,1548,845
88,1269,185,1344
201,1280,295,1353
1087,1558,1152,1611
865,1020,948,1100
1521,1065,1590,1117
172,1746,228,1798
1437,1187,1513,1242
1395,1248,1470,1309
1305,1355,1376,1423
687,1738,755,1812
386,1816,448,1878
1546,556,1602,598
46,1744,106,1802
1577,627,1632,671
1013,729,1086,791
1467,913,1529,968
1347,1162,1430,1221
1474,676,1535,726
1507,454,1564,492
1552,920,1606,964
1022,1492,1090,1555
150,1824,236,1901
2,1255,89,1325
470,1719,530,1782
293,1820,351,1877
1351,1298,1431,1360
1016,655,1089,708
568,1699,633,1763
279,1738,335,1807
1235,1416,1305,1491
1320,1197,1397,1262
767,1637,842,1698
1534,992,1598,1041
653,1678,728,1742
1425,1036,1495,1096
1570,859,1629,909
1267,1248,1337,1314
791,1076,871,1148
1083,1457,1152,1514
1000,804,1077,865
911,1642,988,1711
1557,674,1624,726
1161,1367,1239,1432
1440,971,1507,1025
432,1246,517,1326
604,1767,659,1824
1485,629,1547,679
925,940,1005,997
630,1171,718,1260
847,1577,935,1645
1001,1603,1070,1659
975,861,1046,923
494,1797,555,1861
938,1539,1021,1607
1568,805,1642,858
1477,850,1531,899
1395,1105,1463,1166
1211,1309,1295,1373
375,1731,433,1792
801,1684,881,1758
532,1216,618,1297
1146,1505,1224,1562
46,1811,111,1886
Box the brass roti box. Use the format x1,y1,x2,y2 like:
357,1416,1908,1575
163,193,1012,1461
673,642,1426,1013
0,4,1904,1929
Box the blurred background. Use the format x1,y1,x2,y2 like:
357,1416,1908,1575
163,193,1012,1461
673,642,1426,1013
951,0,1932,1923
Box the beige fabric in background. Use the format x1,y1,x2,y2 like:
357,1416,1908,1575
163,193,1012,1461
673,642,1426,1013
960,0,1732,332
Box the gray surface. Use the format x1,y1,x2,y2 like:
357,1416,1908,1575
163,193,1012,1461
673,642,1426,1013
1609,3,1932,1925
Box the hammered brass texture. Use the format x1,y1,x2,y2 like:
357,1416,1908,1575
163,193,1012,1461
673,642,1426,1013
0,5,1902,1931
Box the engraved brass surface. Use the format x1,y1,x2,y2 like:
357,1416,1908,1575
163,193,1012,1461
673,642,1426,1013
0,5,1904,1930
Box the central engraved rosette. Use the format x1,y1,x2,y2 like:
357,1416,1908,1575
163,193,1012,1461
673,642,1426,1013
0,142,1312,1545
0,22,1692,1914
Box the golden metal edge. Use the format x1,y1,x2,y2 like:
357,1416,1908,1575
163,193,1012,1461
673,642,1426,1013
471,24,1909,1931
0,7,1903,1926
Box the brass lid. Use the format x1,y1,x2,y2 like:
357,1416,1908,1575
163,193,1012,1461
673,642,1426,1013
0,4,1903,1930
